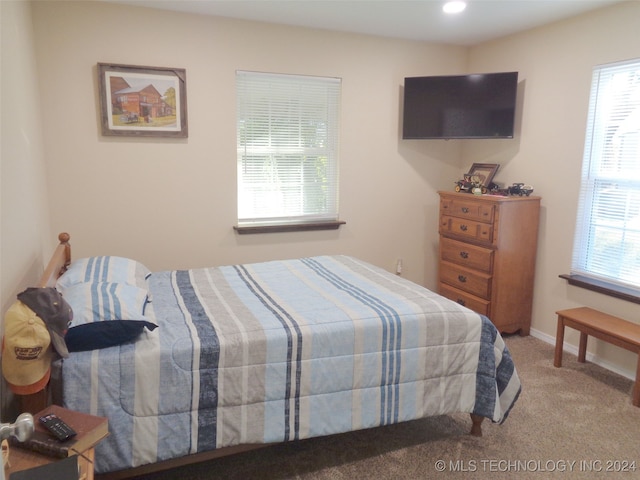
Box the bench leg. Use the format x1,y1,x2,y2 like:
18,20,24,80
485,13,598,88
634,356,640,408
578,332,588,363
554,315,565,368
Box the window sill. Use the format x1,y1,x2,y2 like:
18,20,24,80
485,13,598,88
559,274,640,305
234,220,346,235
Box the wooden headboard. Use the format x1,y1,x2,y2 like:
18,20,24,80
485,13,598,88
38,232,71,288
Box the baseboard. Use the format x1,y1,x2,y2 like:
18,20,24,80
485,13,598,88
529,328,635,381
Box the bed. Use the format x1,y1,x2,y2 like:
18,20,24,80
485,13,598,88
38,233,521,478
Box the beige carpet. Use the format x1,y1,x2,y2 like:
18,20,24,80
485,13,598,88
130,335,640,479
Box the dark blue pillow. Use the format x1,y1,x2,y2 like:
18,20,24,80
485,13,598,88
65,320,158,352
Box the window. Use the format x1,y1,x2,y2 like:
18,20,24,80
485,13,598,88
236,71,341,231
570,58,640,298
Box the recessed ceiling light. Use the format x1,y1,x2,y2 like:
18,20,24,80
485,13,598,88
443,1,467,14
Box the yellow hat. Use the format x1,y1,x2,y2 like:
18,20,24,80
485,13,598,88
1,301,53,394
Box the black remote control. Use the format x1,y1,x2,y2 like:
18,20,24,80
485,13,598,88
39,413,77,441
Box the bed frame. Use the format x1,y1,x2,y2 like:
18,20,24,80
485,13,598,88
29,232,485,479
38,232,72,288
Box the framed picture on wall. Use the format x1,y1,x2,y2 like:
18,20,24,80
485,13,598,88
97,63,188,138
468,163,499,187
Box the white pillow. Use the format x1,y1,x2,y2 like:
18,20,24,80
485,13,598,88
62,282,149,327
57,256,151,292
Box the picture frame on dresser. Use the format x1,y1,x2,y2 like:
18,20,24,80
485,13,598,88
467,163,499,188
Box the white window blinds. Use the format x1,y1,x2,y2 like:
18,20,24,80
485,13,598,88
236,71,341,227
571,58,640,293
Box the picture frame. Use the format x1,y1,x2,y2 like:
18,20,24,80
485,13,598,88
467,163,499,187
97,63,188,138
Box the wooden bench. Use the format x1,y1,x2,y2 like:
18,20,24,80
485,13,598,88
554,307,640,407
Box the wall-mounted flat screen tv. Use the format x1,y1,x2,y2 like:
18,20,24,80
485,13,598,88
402,72,518,139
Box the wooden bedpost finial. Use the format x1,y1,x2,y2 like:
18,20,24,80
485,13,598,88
38,232,72,287
58,232,71,275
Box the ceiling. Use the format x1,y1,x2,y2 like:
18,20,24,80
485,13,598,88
109,0,622,46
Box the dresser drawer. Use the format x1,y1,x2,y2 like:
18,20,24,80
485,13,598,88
440,261,492,299
440,237,494,273
439,283,490,316
440,197,495,223
440,215,494,243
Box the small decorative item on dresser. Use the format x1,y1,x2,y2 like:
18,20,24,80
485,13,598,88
454,164,500,195
468,163,499,190
471,184,484,195
454,173,474,193
507,183,534,196
454,174,487,194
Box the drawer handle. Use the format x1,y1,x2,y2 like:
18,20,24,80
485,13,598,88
461,207,469,213
459,251,469,259
459,224,468,232
456,299,466,306
457,275,467,283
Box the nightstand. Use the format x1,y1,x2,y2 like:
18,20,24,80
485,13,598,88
6,406,107,480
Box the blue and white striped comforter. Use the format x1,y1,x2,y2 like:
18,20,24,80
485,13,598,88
61,255,521,474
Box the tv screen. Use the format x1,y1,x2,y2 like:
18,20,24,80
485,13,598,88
402,72,518,139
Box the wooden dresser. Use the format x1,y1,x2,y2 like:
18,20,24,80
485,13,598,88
438,191,541,335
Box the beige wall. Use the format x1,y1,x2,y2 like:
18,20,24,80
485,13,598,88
30,0,467,288
467,1,640,378
2,1,639,415
1,0,53,416
0,1,52,309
